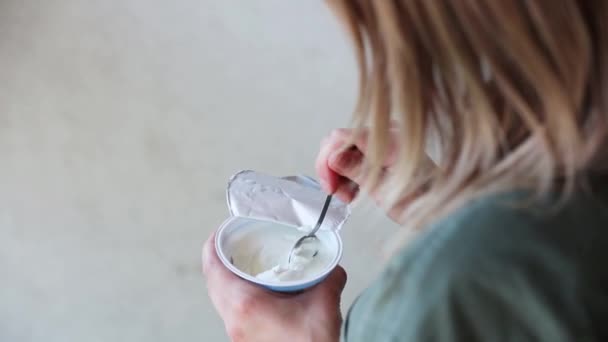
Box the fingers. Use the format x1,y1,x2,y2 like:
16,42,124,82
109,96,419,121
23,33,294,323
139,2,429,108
329,147,362,204
202,233,234,297
311,265,347,295
328,147,365,185
315,133,347,193
316,127,401,196
202,233,257,290
326,265,348,293
202,232,224,278
334,180,359,204
315,128,368,197
202,233,230,314
303,265,348,310
202,233,254,312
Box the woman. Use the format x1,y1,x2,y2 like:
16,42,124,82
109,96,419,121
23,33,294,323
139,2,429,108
203,1,608,341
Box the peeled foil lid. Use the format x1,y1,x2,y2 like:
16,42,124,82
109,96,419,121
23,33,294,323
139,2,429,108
226,170,351,231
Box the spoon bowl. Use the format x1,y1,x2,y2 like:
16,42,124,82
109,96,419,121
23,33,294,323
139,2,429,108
288,194,333,264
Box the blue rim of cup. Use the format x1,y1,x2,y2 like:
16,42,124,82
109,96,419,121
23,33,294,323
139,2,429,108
215,216,343,289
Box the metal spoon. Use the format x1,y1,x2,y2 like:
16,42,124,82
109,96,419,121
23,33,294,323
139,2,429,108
287,194,333,264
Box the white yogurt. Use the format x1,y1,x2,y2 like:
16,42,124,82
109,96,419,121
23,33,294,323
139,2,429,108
225,222,336,283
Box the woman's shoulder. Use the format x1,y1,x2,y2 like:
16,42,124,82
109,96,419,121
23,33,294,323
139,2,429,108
343,189,608,341
406,187,608,278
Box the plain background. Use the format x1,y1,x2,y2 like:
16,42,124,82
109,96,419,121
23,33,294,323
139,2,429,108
0,1,397,341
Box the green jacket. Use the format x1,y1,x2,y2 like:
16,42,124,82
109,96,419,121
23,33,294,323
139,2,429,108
343,179,608,341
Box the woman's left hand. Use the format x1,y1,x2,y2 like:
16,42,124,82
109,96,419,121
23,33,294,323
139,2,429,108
202,233,347,342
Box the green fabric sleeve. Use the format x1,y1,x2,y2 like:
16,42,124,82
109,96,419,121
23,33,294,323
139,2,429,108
342,190,608,342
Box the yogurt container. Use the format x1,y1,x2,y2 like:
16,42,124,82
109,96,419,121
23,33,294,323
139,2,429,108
215,170,350,292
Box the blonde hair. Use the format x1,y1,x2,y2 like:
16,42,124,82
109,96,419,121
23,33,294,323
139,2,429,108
328,0,608,247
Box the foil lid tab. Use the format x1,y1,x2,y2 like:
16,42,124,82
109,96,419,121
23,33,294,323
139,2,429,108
226,170,350,231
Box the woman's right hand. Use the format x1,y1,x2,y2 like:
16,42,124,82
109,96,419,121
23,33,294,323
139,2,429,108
315,128,419,224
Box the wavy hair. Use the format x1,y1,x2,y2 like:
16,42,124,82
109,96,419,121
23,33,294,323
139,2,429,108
328,0,608,246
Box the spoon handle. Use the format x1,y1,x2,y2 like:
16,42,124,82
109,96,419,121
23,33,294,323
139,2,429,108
307,194,332,237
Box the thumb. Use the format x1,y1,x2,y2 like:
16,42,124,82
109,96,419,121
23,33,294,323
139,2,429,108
309,265,347,299
303,266,347,323
328,148,364,185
